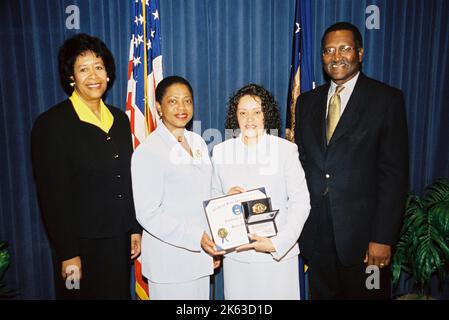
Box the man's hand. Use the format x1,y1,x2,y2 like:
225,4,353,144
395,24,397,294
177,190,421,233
235,234,275,253
131,233,142,259
61,256,82,280
364,242,391,268
201,232,225,256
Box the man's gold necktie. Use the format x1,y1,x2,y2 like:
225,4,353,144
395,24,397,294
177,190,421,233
326,85,345,144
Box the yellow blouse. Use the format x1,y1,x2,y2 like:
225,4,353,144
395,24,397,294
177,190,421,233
69,91,114,133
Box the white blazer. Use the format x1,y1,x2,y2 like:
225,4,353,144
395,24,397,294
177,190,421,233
131,123,213,283
211,133,310,263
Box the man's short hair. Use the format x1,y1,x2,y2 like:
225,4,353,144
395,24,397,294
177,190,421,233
321,22,363,50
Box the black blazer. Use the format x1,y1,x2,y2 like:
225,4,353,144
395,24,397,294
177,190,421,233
31,99,141,261
295,73,409,266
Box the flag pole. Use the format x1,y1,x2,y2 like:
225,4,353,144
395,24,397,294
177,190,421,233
142,0,149,137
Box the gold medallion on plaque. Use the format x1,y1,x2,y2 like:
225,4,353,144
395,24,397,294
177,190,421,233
251,202,267,214
217,228,229,243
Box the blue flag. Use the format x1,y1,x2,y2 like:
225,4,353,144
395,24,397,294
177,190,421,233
286,0,314,144
286,0,314,300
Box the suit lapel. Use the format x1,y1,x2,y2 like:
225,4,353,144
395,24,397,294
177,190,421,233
328,74,365,146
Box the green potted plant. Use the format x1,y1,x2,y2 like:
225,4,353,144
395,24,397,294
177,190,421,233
392,178,449,299
0,241,14,299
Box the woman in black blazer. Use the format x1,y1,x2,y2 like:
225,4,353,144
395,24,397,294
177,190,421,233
31,34,141,299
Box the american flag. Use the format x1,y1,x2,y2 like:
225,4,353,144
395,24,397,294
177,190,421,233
126,0,163,148
126,0,163,300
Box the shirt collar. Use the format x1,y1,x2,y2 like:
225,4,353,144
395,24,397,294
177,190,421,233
330,71,360,95
158,122,207,164
237,131,268,148
159,121,187,143
69,90,113,133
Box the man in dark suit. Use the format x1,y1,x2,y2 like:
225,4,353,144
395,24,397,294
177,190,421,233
295,22,409,299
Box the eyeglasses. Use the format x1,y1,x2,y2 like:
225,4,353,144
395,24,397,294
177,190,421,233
322,45,356,56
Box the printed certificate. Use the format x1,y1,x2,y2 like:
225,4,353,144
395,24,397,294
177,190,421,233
203,188,266,251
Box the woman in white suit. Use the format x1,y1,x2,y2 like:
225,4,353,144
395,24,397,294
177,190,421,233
211,84,310,299
131,76,218,300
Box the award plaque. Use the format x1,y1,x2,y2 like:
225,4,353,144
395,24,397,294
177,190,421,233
203,188,267,251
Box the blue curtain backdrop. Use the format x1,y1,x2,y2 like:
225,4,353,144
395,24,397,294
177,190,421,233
161,0,296,145
0,0,448,299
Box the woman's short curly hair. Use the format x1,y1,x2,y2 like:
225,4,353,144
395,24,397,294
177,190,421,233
225,83,281,135
58,33,115,96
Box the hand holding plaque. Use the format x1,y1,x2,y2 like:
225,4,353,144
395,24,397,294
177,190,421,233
203,188,268,251
204,188,278,252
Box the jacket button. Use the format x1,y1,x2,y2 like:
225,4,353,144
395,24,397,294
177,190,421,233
325,173,330,179
116,174,121,179
117,194,123,198
106,136,111,141
114,154,119,159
